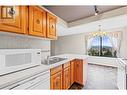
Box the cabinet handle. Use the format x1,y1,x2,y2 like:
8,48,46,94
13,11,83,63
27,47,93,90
8,7,15,16
37,52,41,54
56,81,58,86
52,25,54,28
9,84,20,90
36,19,40,24
56,76,60,86
77,64,79,67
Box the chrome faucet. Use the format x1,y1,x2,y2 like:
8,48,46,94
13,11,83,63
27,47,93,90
47,55,50,60
47,56,50,64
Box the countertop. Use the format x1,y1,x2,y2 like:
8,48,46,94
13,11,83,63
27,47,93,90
0,54,88,89
117,58,127,66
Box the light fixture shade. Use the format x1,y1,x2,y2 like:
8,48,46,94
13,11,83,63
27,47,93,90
93,25,107,37
93,31,107,37
94,5,99,16
95,12,98,16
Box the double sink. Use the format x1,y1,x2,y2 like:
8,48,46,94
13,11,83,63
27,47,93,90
42,57,67,65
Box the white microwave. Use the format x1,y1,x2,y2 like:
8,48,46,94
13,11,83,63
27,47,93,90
0,49,42,75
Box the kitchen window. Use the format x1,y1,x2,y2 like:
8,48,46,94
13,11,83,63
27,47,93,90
86,32,122,58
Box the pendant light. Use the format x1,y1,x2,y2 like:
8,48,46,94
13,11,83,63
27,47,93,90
93,25,107,37
94,5,99,16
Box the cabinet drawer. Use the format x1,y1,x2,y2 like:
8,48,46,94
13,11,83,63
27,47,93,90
3,70,50,90
63,62,70,68
51,65,62,75
28,78,50,89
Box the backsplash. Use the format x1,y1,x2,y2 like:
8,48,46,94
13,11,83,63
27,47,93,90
0,32,51,59
0,32,50,51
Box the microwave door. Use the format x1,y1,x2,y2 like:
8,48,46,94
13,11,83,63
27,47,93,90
0,49,41,75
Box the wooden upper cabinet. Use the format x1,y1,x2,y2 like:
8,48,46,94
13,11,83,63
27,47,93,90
29,6,46,37
0,6,57,39
75,59,83,85
47,12,57,39
0,6,28,34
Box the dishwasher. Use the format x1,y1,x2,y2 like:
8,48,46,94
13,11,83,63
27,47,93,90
117,59,126,90
3,70,50,90
122,59,127,90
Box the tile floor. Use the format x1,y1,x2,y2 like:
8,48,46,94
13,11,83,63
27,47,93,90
83,64,118,90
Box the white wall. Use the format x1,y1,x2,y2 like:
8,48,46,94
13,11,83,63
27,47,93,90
119,27,127,59
51,27,127,59
51,33,86,56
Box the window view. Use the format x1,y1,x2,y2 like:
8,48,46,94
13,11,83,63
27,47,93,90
88,35,117,57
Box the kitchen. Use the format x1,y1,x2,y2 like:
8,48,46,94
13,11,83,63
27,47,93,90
0,5,127,90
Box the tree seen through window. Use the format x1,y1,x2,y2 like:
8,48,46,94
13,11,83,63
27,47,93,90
88,35,117,57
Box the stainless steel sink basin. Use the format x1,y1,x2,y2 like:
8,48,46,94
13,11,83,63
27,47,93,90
42,57,67,65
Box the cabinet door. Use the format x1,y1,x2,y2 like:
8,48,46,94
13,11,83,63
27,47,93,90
47,12,57,39
63,66,71,89
29,6,46,37
0,6,28,34
70,60,75,85
50,71,62,90
75,59,83,85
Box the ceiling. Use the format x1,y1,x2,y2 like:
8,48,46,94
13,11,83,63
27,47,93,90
57,14,127,36
45,6,123,23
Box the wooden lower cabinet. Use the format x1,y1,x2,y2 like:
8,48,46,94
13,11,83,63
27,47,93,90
63,63,71,89
70,60,75,85
50,65,63,90
50,59,84,90
50,71,63,90
75,59,83,85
